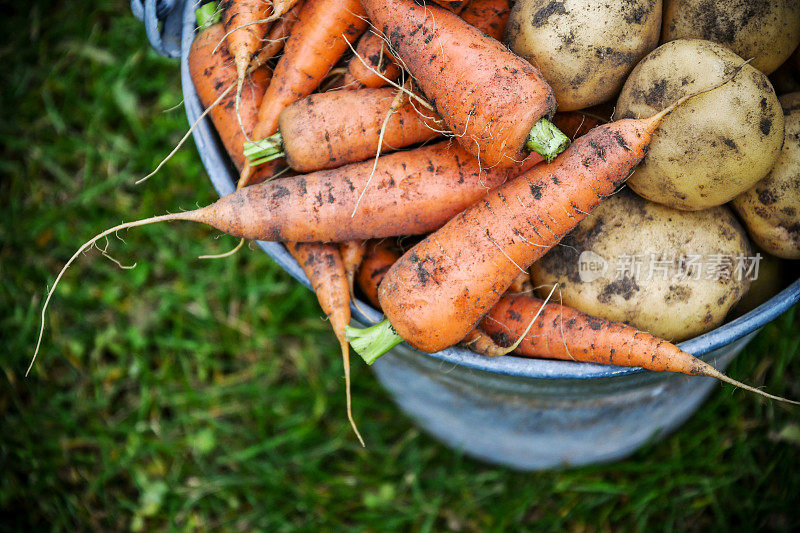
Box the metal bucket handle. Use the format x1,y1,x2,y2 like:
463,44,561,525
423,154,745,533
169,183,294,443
131,0,183,58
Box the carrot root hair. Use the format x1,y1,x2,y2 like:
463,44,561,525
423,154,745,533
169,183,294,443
351,82,408,217
198,236,246,260
340,339,366,447
697,361,799,405
493,283,558,356
28,211,202,377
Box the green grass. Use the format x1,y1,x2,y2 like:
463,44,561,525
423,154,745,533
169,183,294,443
1,2,799,530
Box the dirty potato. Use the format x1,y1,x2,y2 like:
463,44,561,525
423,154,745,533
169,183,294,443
505,0,661,111
732,92,800,259
661,0,800,75
616,39,785,211
530,191,752,342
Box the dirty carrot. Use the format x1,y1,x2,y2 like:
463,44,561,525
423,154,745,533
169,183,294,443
343,31,402,90
346,66,749,358
475,293,798,404
360,0,568,167
244,87,443,173
252,0,304,65
188,23,270,170
460,0,510,40
287,242,365,445
431,0,468,12
239,0,368,187
221,0,272,132
30,141,543,371
222,0,271,85
356,239,402,308
340,240,366,303
552,111,607,141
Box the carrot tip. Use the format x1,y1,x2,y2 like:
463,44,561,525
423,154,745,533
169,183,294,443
195,2,220,27
346,319,403,364
525,118,570,163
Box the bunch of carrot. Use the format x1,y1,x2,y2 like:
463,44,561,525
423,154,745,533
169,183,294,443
33,0,795,445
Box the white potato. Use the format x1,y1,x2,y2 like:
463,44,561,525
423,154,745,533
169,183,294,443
530,191,752,342
662,0,800,74
732,93,800,259
505,0,661,111
616,39,785,210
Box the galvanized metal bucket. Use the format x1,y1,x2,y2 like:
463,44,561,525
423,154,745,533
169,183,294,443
136,0,800,469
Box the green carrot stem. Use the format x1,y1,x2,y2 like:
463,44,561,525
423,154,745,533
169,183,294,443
243,132,285,165
525,118,570,163
195,2,220,27
345,319,403,364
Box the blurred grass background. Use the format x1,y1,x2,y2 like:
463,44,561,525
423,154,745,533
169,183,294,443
1,1,799,530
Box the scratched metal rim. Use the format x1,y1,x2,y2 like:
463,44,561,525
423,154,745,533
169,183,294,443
178,1,800,380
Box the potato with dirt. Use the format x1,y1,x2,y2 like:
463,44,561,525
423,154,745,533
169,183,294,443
505,0,662,111
616,39,784,211
661,0,800,75
732,92,800,259
530,191,752,342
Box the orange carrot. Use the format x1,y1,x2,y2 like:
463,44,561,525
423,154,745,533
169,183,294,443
552,111,607,141
360,0,566,167
460,0,510,40
221,0,271,108
474,294,797,403
286,242,365,445
233,141,540,242
343,31,402,90
239,0,369,187
271,0,301,19
357,239,402,308
31,139,547,373
340,240,366,301
188,24,270,171
346,69,747,358
30,140,546,373
431,0,468,12
253,0,304,65
246,87,443,173
351,244,795,403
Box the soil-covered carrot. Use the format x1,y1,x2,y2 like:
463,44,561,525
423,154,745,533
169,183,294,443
221,0,271,100
286,242,365,444
236,141,539,241
552,111,607,141
239,0,368,187
253,0,304,65
350,245,796,403
360,0,567,167
343,32,402,90
245,87,443,172
432,0,468,12
340,240,366,301
346,69,747,358
188,24,270,170
357,239,402,308
474,293,797,403
460,0,510,40
32,142,542,371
